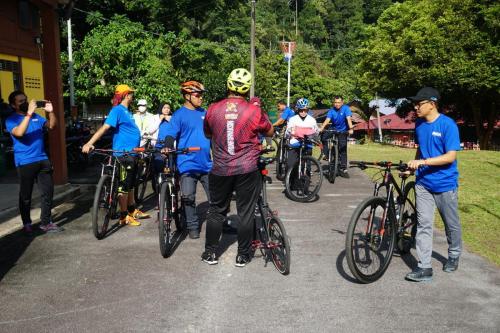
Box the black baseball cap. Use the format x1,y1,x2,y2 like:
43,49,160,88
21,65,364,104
409,87,440,102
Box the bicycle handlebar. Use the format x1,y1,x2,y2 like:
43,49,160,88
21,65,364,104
349,160,410,171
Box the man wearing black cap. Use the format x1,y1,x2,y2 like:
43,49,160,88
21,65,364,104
405,87,462,282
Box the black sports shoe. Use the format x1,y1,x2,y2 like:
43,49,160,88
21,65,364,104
188,229,200,239
201,251,218,265
405,267,433,282
443,257,459,272
339,169,350,178
235,254,251,267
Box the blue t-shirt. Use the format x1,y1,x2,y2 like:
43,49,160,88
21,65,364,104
280,107,295,121
326,105,352,132
104,104,141,156
155,120,171,148
415,114,461,193
6,113,48,167
161,106,212,174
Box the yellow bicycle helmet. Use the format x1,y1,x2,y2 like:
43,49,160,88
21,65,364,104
227,68,252,94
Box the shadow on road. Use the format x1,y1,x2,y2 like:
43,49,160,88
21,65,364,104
0,194,93,282
336,249,363,284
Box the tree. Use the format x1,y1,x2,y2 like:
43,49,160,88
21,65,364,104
358,0,500,149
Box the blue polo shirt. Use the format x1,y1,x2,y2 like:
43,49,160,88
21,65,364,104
415,114,461,193
162,106,212,174
104,104,141,156
326,105,352,132
280,107,295,121
6,113,48,167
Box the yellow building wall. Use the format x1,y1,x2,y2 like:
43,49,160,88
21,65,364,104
0,53,18,102
21,57,45,115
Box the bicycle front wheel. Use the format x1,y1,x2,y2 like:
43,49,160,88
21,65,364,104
345,196,396,283
91,175,116,240
397,181,417,254
327,143,338,184
268,216,291,275
285,155,323,202
158,181,179,258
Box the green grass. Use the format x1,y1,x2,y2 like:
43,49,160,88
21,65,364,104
348,143,500,266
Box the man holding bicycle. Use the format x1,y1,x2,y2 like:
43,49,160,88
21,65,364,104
405,87,462,282
202,68,273,266
160,81,212,240
272,100,294,128
319,96,354,178
82,84,149,226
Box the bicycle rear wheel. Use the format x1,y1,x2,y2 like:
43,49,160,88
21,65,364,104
91,175,117,240
134,159,149,204
345,196,396,283
268,216,291,275
285,155,323,202
275,142,287,181
158,181,180,257
397,181,417,254
327,143,338,184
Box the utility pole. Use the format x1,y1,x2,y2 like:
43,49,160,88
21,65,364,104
250,0,256,98
375,92,383,142
67,18,75,109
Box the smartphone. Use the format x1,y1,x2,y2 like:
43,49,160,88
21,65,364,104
36,100,46,108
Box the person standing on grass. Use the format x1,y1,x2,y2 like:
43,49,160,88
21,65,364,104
6,90,63,234
405,87,462,282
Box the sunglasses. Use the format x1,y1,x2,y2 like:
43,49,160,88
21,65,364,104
298,109,308,112
414,100,431,108
191,92,204,98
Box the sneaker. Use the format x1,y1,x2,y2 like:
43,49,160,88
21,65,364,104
405,267,433,282
131,209,150,219
443,257,459,272
39,222,64,233
235,254,251,267
119,215,141,226
188,229,200,239
339,169,350,178
201,251,218,265
23,224,34,235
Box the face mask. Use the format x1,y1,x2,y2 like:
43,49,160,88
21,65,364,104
138,106,147,113
19,102,29,113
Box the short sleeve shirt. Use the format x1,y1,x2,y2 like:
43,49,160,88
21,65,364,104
280,107,295,121
415,114,461,193
104,104,141,156
6,113,48,166
204,97,272,176
326,105,352,132
162,106,212,174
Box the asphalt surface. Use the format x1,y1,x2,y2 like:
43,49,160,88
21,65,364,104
0,168,498,332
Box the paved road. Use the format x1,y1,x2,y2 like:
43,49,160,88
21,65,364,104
0,168,498,332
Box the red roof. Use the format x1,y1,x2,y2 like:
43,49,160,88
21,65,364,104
355,112,416,131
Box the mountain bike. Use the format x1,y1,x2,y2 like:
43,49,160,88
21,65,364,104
252,148,291,275
320,129,347,184
345,160,417,283
284,135,323,202
274,126,288,181
90,148,140,240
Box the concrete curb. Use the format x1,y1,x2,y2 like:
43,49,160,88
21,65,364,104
0,184,94,238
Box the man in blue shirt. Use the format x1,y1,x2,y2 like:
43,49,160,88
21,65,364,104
82,84,149,226
272,100,294,128
160,81,212,239
405,87,462,282
6,90,62,234
319,96,354,178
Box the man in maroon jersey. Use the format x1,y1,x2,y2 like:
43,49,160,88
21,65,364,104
202,68,274,267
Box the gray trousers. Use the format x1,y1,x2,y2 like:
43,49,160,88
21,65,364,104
180,173,210,231
415,184,462,269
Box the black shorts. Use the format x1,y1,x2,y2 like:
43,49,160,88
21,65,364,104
117,155,137,194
